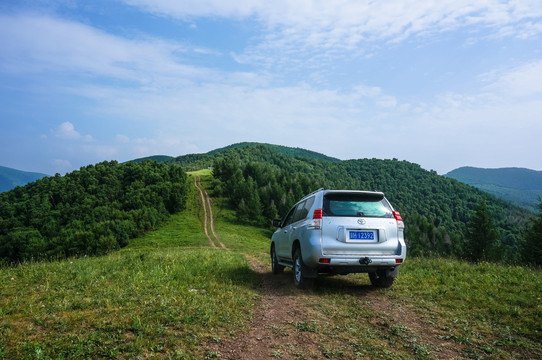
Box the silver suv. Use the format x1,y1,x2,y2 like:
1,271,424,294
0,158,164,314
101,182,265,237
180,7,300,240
270,189,406,288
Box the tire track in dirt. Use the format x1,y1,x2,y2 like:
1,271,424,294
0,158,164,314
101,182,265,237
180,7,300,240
194,175,216,248
194,175,225,249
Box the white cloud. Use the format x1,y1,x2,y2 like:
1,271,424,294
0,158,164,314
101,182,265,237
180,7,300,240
0,13,212,85
55,122,84,140
484,59,542,98
122,0,542,63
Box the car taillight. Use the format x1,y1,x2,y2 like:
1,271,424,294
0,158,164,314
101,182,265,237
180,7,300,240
319,258,330,264
395,259,403,264
313,208,323,219
308,208,323,229
392,211,402,221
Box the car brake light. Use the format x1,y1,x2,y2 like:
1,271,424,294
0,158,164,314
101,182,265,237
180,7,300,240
313,208,323,219
392,211,402,221
308,208,323,230
319,258,330,264
395,259,403,264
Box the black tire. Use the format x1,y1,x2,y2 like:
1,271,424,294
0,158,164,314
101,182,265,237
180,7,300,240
293,248,314,289
369,270,395,288
270,244,284,274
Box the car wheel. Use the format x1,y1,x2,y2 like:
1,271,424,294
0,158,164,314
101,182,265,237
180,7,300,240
293,248,314,289
271,244,284,274
369,270,395,288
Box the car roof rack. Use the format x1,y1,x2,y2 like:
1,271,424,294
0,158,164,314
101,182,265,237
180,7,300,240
300,187,324,201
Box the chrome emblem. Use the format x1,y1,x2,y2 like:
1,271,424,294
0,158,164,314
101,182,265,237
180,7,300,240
357,219,366,225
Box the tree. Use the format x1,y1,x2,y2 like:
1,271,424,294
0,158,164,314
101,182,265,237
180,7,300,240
464,200,500,262
522,198,542,266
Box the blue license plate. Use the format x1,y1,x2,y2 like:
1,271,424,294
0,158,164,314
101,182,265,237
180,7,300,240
349,230,375,240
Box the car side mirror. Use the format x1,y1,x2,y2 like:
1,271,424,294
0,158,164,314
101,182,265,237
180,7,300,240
272,219,282,228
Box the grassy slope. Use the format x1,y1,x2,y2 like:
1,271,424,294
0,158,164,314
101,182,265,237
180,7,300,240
1,173,541,359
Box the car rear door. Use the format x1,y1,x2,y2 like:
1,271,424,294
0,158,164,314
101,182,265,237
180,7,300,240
320,192,401,256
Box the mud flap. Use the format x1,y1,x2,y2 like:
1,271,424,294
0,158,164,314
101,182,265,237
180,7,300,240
303,264,318,278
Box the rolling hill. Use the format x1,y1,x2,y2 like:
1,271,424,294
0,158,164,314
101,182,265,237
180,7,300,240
445,166,542,211
128,155,174,163
1,142,533,263
0,166,48,193
173,143,530,261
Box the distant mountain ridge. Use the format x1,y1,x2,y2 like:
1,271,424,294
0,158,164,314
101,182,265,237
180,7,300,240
445,166,542,211
0,166,49,193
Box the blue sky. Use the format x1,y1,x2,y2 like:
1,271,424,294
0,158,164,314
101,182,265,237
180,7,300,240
1,0,542,175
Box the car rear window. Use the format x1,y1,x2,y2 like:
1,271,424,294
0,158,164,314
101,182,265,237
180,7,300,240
323,193,393,218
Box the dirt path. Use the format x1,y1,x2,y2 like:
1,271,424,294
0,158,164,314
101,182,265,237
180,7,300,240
204,257,324,359
194,175,225,248
204,259,467,359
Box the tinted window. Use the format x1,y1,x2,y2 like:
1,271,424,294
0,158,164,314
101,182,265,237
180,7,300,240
292,196,315,223
323,193,392,218
291,200,307,223
282,206,297,226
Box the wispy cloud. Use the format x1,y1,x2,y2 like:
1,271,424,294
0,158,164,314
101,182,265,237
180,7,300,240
483,59,542,98
0,13,212,85
121,0,542,69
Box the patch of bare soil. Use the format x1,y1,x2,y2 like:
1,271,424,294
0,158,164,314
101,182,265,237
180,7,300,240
203,260,467,360
203,257,324,359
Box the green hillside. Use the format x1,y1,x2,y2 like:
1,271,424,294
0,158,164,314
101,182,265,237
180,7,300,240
181,143,530,261
129,155,174,163
0,166,48,193
172,142,339,171
208,142,340,162
445,167,542,211
0,143,535,264
1,172,540,359
0,161,188,262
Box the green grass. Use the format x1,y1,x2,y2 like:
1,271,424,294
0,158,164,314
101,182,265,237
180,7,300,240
1,172,541,359
289,259,542,359
391,258,542,358
0,173,264,359
0,249,258,359
126,179,209,250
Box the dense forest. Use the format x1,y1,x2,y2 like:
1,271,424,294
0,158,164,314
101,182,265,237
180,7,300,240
0,161,188,262
193,144,534,263
1,143,539,265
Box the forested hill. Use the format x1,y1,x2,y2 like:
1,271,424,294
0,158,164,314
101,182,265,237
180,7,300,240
209,142,340,162
0,161,188,262
171,142,339,170
1,143,534,264
445,166,542,211
175,143,531,262
129,155,174,163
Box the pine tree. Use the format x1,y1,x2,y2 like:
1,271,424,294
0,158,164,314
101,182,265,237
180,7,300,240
464,200,500,262
522,199,542,266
